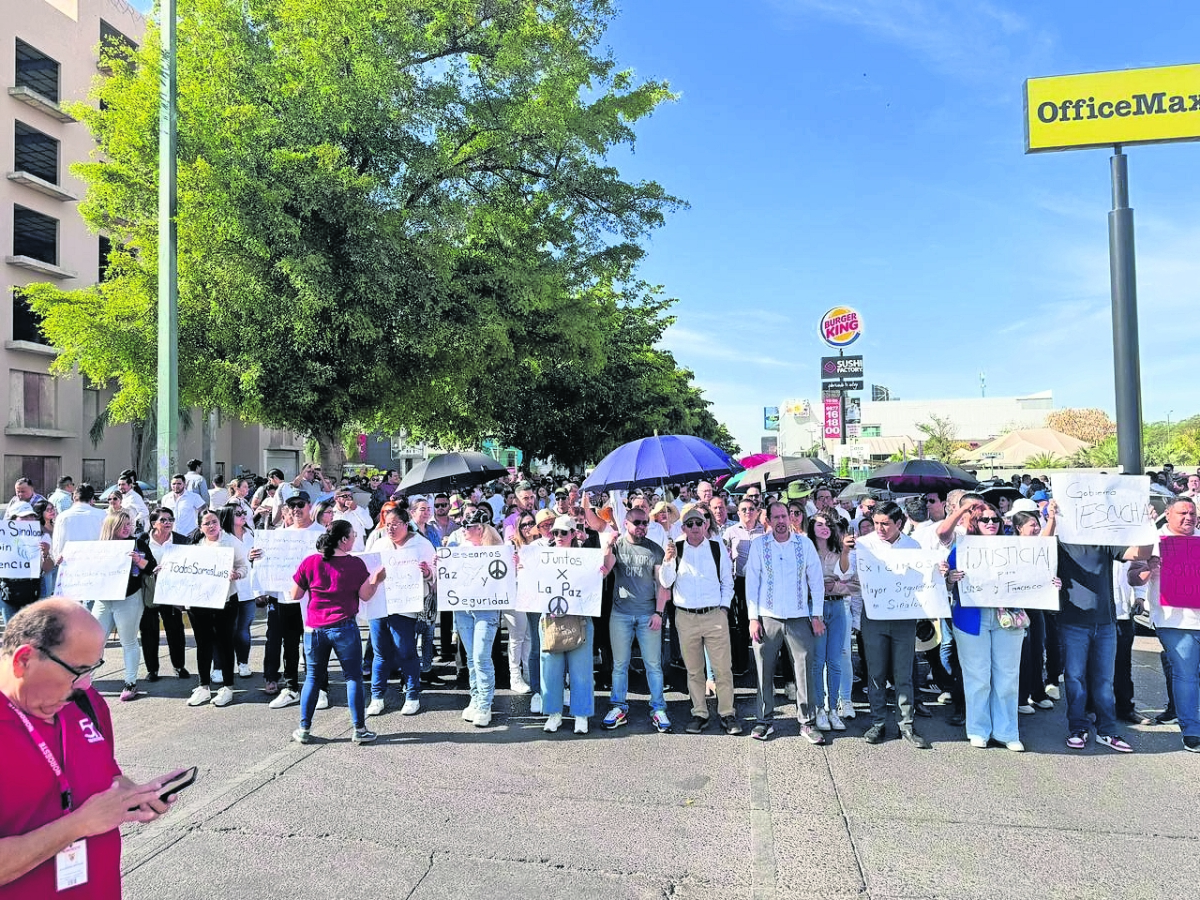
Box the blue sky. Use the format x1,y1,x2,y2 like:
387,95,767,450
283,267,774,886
136,1,1200,453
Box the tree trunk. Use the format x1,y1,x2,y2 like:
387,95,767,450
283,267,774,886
313,430,346,480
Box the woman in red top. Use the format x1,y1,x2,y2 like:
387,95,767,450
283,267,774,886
291,520,385,746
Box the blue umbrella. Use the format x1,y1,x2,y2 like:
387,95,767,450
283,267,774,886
581,435,740,493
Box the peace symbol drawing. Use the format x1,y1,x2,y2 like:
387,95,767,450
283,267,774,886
548,596,569,617
487,559,508,580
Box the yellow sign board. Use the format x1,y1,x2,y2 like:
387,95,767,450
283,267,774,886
1025,63,1200,153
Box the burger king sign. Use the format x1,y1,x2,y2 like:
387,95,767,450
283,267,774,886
819,306,863,349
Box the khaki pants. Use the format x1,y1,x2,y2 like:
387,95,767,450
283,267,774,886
675,607,735,718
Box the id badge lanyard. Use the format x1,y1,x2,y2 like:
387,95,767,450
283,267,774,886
3,694,72,812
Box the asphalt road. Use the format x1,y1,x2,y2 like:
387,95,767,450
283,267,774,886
98,625,1196,900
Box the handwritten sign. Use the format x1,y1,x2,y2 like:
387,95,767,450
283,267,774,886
56,541,134,604
956,536,1059,610
1051,473,1156,546
856,543,950,620
514,546,604,616
357,548,425,618
1159,535,1200,609
250,529,321,596
0,520,43,579
153,545,236,610
436,545,515,611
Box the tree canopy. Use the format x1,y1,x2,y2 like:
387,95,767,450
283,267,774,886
24,0,734,470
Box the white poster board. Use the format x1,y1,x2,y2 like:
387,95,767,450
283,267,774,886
153,545,236,610
856,543,951,620
513,545,604,616
356,548,425,618
57,541,134,604
436,545,516,612
250,529,320,596
956,536,1060,610
0,520,43,579
1050,473,1157,546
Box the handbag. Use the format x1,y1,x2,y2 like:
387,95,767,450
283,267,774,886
996,607,1029,630
541,614,586,653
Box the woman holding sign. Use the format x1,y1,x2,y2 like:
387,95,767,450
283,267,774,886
186,511,250,708
539,516,597,734
363,508,434,717
455,510,505,727
94,510,155,703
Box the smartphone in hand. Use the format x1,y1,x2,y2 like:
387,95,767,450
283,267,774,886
156,766,198,803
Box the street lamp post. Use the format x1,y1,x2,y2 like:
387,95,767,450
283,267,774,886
1166,410,1173,465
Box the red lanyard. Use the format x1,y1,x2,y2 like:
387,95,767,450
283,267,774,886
3,694,72,811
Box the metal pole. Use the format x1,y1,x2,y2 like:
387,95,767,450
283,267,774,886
156,0,179,496
1108,146,1143,475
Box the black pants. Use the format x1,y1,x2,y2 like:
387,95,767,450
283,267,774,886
593,573,614,690
1019,609,1049,705
730,576,750,674
1115,617,1136,716
140,603,186,674
439,611,455,659
264,601,304,692
192,597,237,687
1043,610,1062,684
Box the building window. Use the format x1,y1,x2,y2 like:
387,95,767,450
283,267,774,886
13,205,59,265
862,425,882,437
15,39,60,102
99,20,138,61
3,455,61,495
11,289,49,345
82,458,105,488
14,121,59,184
9,371,58,429
99,235,112,281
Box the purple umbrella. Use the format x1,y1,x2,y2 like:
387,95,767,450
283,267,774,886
864,459,979,493
581,435,740,493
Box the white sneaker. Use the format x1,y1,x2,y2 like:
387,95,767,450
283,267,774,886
1045,684,1061,700
187,686,212,707
837,699,856,720
969,735,988,748
462,702,479,721
473,707,493,727
211,668,223,685
366,698,386,717
316,690,329,710
815,710,831,731
544,713,563,732
1018,704,1035,715
237,663,252,679
213,686,234,707
829,711,846,731
268,688,299,709
400,698,420,716
785,682,797,700
530,693,543,714
574,716,589,734
510,674,532,694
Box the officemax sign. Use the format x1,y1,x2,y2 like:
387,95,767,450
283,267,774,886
1025,63,1200,152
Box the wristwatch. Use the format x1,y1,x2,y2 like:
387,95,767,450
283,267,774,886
653,609,665,617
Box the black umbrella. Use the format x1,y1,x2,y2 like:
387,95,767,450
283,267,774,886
740,455,834,490
397,452,508,495
864,459,979,493
979,485,1022,504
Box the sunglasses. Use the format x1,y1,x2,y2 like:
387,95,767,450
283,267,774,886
977,516,1002,524
39,647,104,685
434,504,448,509
628,519,649,526
682,519,706,528
552,529,573,536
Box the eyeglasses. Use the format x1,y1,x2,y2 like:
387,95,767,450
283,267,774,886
38,647,104,685
789,509,805,517
924,497,942,504
552,529,573,536
977,516,1002,524
682,519,705,528
235,511,247,517
628,519,649,526
434,504,448,509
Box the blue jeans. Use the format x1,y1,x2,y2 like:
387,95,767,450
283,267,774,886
234,600,256,666
369,615,420,701
300,619,365,730
525,611,542,695
540,617,594,717
609,610,665,712
1059,621,1119,737
810,598,849,711
416,619,436,672
1157,627,1200,738
93,592,143,684
454,610,500,710
954,609,1025,743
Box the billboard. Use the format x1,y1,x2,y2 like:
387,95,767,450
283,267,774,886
818,307,863,349
763,407,780,431
823,397,841,440
1025,64,1200,153
821,355,864,379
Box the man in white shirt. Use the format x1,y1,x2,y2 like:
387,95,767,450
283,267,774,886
50,483,107,562
184,458,210,504
745,501,826,743
47,475,74,513
332,486,373,550
857,501,931,749
115,474,150,533
208,475,230,508
161,474,206,538
660,503,738,735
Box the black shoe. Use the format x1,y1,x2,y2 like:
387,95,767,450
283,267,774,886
1156,711,1179,726
1184,735,1200,752
1120,709,1153,726
948,712,966,727
914,703,932,718
864,724,885,744
175,668,190,679
900,727,931,749
146,671,160,683
721,715,743,735
685,715,710,734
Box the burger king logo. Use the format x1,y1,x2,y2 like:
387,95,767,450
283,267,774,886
819,306,862,348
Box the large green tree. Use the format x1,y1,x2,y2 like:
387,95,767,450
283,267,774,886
26,0,719,468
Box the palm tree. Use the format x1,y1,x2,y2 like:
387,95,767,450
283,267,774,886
1024,452,1065,469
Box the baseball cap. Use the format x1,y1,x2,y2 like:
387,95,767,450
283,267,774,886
1030,490,1050,503
552,516,577,533
535,509,556,525
1005,498,1039,517
285,491,311,508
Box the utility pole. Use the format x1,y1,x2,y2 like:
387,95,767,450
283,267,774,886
156,0,178,496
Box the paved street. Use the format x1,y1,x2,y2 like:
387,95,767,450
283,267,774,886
104,625,1196,900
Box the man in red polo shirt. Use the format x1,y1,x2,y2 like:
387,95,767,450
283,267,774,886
1,599,177,896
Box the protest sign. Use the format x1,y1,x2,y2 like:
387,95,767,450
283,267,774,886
356,548,425,618
955,536,1059,610
856,542,950,620
250,529,321,596
57,541,134,604
153,545,236,610
0,519,43,579
1159,535,1200,609
514,545,604,616
436,545,515,611
1051,473,1156,546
